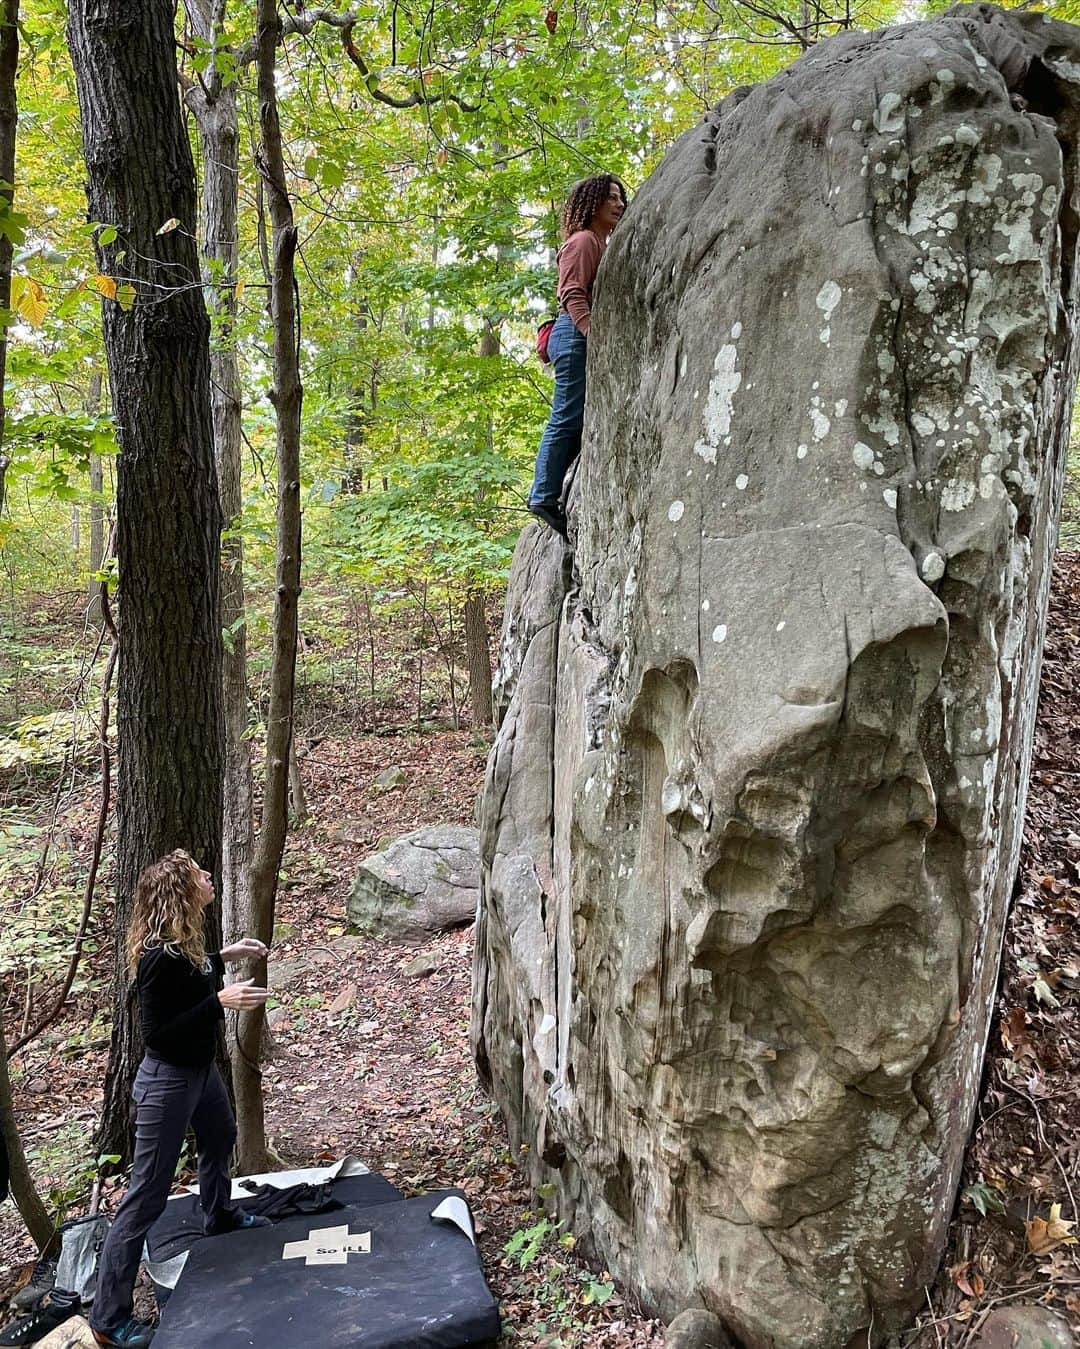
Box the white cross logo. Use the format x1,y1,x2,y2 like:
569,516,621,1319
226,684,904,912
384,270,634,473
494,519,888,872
281,1224,372,1266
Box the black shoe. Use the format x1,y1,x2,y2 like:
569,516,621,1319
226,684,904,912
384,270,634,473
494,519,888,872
90,1316,155,1347
529,500,568,538
0,1289,81,1345
9,1257,57,1313
204,1210,273,1236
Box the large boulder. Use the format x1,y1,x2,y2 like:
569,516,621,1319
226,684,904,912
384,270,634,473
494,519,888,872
471,7,1080,1347
348,825,479,941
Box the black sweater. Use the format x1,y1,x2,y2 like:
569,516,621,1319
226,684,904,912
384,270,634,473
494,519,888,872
137,947,226,1067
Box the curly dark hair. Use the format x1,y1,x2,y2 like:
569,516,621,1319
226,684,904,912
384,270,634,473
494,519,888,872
561,174,628,240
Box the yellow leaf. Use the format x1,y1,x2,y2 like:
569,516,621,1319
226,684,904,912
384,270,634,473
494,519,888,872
116,283,136,312
90,274,117,300
1025,1203,1076,1254
12,274,47,326
156,217,181,234
235,280,245,300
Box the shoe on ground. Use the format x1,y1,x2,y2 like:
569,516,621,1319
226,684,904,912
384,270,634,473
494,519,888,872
203,1210,273,1236
0,1289,81,1346
234,1213,272,1231
90,1316,155,1347
10,1256,58,1313
529,500,568,538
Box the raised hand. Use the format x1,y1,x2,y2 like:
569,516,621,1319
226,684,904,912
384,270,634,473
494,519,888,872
218,978,271,1011
220,938,269,963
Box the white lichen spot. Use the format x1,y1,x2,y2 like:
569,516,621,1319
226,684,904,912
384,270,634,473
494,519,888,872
942,478,976,511
811,408,830,441
852,118,863,131
853,442,875,470
702,599,710,612
873,460,885,476
883,487,898,509
874,92,904,134
735,474,749,490
816,280,842,322
694,344,741,464
711,624,728,644
776,620,786,632
797,444,808,460
668,500,685,523
954,124,979,148
921,552,945,582
834,399,849,417
731,321,743,339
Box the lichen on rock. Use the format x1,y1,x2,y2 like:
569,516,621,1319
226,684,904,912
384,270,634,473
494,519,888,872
472,6,1080,1345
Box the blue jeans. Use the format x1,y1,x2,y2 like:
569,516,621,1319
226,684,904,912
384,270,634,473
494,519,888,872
529,312,587,508
91,1056,237,1335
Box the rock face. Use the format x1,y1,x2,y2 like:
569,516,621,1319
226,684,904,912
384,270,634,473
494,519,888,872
471,7,1080,1346
348,825,479,941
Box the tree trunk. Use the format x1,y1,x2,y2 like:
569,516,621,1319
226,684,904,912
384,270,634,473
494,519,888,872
233,0,303,1173
463,593,493,729
87,372,105,623
0,0,51,1255
67,0,225,1162
0,1017,54,1253
287,735,308,823
0,0,17,521
184,0,255,952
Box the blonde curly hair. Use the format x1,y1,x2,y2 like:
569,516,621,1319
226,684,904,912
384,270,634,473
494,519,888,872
126,849,209,973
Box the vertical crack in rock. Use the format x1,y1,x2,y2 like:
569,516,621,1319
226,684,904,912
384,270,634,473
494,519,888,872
472,6,1080,1345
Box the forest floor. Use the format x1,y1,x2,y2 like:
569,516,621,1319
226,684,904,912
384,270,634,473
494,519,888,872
1,558,1080,1347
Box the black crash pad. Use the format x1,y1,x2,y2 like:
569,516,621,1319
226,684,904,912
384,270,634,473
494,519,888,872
146,1172,404,1268
152,1189,501,1348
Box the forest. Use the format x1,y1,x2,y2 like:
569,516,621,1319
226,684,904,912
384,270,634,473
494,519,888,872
2,0,1080,1345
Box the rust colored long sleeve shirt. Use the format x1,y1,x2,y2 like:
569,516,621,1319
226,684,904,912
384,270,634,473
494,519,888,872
557,229,605,335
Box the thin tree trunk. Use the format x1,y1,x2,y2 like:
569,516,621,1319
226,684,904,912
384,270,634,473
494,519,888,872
68,0,225,1162
463,592,493,729
234,0,303,1172
0,0,17,521
185,0,255,952
287,735,308,823
0,1017,54,1253
0,0,51,1254
87,371,105,622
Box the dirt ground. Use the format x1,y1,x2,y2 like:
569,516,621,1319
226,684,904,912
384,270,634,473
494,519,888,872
2,558,1080,1346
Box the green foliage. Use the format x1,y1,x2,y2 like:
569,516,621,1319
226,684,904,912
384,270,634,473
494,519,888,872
962,1180,1007,1217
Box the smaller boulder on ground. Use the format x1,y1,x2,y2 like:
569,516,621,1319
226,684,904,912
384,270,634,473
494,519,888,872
347,824,479,942
665,1310,734,1349
976,1306,1074,1349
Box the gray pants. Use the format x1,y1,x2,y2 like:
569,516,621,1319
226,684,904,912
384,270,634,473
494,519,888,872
91,1055,237,1335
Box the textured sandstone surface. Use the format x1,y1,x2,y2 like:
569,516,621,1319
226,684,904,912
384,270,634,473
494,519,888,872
473,7,1080,1345
347,824,480,941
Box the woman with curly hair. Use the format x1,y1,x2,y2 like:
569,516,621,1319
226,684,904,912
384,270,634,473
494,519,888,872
529,173,627,537
90,850,271,1348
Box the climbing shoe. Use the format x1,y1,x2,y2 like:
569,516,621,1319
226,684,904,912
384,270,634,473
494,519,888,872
0,1288,81,1345
90,1316,155,1347
529,500,568,538
9,1256,57,1313
203,1209,273,1236
233,1213,273,1231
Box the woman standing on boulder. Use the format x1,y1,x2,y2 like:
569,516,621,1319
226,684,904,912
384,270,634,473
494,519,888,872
90,851,271,1348
528,173,627,538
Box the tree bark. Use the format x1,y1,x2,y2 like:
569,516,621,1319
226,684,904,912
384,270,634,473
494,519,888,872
463,593,493,728
184,0,255,952
233,0,303,1172
0,0,17,521
87,372,105,623
0,1017,54,1253
0,0,52,1255
67,0,225,1162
